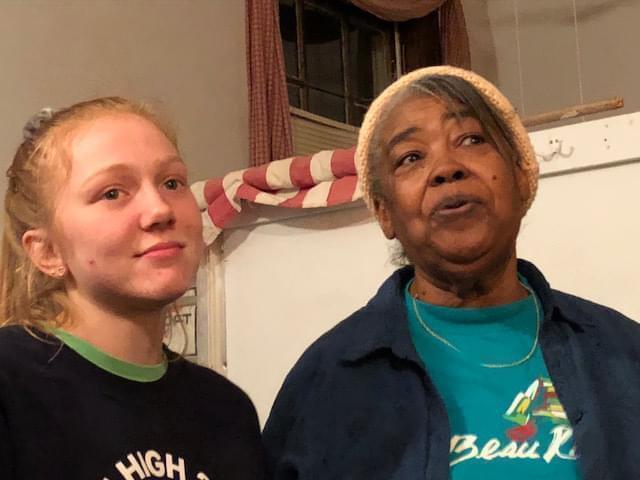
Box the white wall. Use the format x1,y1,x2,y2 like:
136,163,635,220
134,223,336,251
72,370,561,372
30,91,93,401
0,0,248,197
464,0,640,125
222,206,395,423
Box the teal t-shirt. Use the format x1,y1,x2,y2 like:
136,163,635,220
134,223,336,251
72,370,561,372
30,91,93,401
405,280,582,479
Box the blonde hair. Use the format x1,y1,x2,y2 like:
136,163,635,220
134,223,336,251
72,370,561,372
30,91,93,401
0,97,177,331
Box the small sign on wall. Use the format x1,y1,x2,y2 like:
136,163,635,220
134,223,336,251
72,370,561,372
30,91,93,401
164,287,198,356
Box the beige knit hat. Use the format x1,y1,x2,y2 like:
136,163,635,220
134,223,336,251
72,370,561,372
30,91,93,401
355,66,539,212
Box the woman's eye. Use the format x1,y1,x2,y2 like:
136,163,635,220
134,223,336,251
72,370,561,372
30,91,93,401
461,134,486,146
103,189,120,201
164,178,182,190
398,153,422,166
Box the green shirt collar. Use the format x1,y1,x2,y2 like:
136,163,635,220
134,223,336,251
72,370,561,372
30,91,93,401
54,329,168,383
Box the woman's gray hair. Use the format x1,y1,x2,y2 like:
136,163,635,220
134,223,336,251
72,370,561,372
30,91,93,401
355,66,539,213
366,74,520,207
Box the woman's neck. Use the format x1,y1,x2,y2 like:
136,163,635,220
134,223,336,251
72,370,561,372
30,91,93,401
411,257,527,308
61,291,167,365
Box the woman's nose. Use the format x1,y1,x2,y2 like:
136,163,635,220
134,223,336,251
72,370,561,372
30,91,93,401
431,168,467,186
140,189,176,230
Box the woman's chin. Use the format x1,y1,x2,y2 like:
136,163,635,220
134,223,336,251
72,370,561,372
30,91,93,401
153,284,193,305
429,233,494,265
129,277,195,309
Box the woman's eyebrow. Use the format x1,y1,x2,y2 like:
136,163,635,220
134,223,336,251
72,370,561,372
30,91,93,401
80,164,132,189
442,109,474,123
387,126,421,151
156,155,185,169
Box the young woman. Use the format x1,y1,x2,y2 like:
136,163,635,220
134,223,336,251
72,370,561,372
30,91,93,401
0,98,265,479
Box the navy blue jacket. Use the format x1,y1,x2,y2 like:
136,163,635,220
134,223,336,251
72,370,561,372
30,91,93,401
263,260,640,479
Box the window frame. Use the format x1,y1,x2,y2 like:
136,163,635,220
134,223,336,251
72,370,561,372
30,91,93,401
281,0,397,126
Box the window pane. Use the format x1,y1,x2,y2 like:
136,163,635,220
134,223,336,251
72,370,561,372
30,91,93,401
279,0,298,78
287,84,301,108
303,6,344,95
352,104,367,126
349,24,391,102
308,89,345,123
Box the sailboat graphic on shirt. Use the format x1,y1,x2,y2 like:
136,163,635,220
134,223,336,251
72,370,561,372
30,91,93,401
503,377,569,442
449,377,578,466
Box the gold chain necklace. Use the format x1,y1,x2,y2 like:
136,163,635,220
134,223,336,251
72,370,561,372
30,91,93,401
410,281,541,369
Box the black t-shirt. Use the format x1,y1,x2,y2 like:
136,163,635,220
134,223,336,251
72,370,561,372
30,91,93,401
0,325,265,480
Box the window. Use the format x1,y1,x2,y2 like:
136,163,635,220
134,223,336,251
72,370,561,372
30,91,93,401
279,0,397,126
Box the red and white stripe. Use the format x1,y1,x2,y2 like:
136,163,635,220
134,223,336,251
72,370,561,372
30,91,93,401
191,147,362,244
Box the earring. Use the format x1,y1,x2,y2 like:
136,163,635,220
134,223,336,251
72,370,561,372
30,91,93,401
52,266,66,278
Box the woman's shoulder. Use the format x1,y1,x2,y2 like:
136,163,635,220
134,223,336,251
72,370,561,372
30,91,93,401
0,325,58,363
167,356,258,412
551,289,640,349
0,324,31,343
0,326,64,398
552,290,638,327
166,355,228,386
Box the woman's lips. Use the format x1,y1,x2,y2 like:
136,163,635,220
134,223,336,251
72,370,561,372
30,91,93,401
432,194,482,220
137,241,184,258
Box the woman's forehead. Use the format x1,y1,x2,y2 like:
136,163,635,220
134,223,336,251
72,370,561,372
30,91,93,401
380,94,477,144
58,114,179,185
71,114,173,156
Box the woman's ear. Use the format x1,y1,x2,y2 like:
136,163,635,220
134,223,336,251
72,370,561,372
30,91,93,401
373,197,396,240
514,166,530,213
22,229,66,278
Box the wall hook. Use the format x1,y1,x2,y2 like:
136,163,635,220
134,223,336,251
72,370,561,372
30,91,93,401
536,139,575,163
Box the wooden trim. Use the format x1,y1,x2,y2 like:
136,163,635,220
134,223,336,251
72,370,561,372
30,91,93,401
206,238,227,375
294,0,307,109
290,106,361,132
341,16,351,123
293,95,625,134
522,97,624,128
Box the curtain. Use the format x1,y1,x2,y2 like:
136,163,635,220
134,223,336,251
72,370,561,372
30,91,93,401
439,0,471,69
192,148,358,244
246,0,293,167
351,0,470,69
350,0,446,21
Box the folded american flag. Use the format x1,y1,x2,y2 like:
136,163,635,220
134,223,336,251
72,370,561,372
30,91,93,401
191,147,362,244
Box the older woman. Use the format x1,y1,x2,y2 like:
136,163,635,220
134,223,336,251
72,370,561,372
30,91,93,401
262,67,640,479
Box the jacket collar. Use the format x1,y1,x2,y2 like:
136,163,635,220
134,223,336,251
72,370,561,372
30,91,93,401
340,266,421,364
516,259,595,328
341,259,592,364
